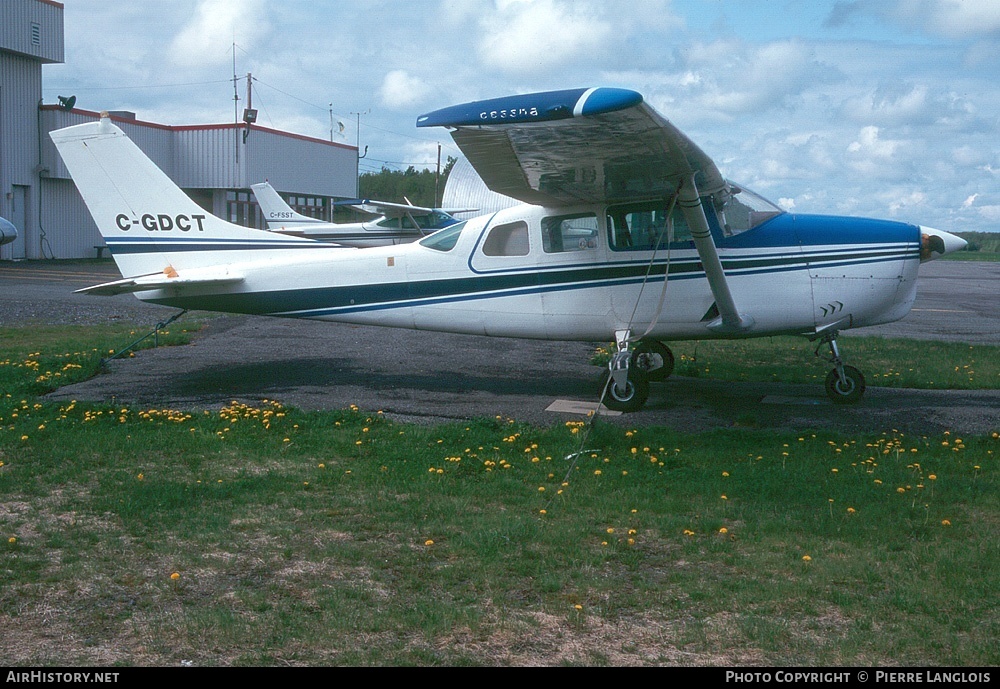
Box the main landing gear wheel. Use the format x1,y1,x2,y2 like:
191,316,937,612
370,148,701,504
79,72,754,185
601,368,650,413
633,339,675,382
825,365,865,405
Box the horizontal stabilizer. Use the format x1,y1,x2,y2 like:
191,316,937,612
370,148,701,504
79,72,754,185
76,266,244,296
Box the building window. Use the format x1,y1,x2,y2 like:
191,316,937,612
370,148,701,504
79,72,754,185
289,195,327,220
226,191,255,227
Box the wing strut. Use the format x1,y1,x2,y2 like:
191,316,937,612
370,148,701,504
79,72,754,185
677,174,754,333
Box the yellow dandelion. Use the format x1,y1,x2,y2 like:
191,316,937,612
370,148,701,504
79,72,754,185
594,470,602,476
802,555,812,562
539,509,547,515
928,474,937,480
606,528,614,534
424,539,434,546
574,604,583,610
8,537,16,544
170,572,180,580
941,520,952,527
719,527,728,534
538,486,545,492
847,507,856,514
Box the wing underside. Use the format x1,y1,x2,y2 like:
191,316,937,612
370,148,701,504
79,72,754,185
417,87,750,332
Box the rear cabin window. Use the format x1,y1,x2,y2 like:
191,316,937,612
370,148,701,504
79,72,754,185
607,201,692,251
542,213,599,253
482,221,530,256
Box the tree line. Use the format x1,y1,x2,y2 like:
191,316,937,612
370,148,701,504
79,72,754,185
357,157,457,208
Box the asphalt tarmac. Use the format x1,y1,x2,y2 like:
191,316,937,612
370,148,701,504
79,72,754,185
2,259,997,435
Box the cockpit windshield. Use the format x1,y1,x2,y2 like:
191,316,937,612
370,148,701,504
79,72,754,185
419,220,468,252
714,183,784,236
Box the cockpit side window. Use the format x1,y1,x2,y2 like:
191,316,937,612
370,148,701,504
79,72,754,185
542,213,599,253
607,201,692,251
419,220,468,252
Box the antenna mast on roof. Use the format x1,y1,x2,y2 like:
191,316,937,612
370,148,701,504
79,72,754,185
232,41,240,166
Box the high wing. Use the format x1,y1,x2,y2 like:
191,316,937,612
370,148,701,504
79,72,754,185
416,87,751,332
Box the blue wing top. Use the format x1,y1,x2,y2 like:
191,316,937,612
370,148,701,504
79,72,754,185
416,87,727,208
416,87,643,128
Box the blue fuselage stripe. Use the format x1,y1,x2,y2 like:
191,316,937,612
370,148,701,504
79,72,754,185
145,243,918,317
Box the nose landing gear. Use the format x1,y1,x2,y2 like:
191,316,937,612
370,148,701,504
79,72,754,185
816,331,866,404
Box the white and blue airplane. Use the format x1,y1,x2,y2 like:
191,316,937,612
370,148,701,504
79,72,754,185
50,87,965,412
250,180,472,247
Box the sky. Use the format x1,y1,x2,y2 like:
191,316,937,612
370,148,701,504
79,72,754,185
42,0,1000,233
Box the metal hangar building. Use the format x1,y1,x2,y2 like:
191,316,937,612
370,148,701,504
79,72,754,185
1,0,359,261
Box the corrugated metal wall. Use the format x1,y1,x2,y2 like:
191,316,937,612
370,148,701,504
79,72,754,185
39,178,102,260
443,156,520,216
0,0,64,64
1,53,43,259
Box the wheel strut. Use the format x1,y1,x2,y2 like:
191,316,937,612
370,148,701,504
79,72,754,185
815,331,866,404
600,329,650,413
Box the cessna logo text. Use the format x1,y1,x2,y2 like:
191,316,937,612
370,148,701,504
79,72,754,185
480,107,539,121
116,213,207,232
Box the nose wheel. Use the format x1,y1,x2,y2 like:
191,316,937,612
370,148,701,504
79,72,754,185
816,332,866,404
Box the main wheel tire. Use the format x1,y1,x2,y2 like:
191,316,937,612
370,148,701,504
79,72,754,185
825,365,865,405
633,339,675,382
601,369,650,413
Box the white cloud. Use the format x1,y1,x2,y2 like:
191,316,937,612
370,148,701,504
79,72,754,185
668,39,835,119
169,0,270,69
848,126,900,158
379,70,432,110
477,0,614,75
962,193,978,208
891,0,1000,38
976,205,1000,222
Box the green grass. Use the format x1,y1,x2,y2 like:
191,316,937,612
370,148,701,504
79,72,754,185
0,324,997,666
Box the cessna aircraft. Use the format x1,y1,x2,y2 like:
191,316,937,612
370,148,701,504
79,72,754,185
50,87,965,412
0,216,17,246
250,180,473,247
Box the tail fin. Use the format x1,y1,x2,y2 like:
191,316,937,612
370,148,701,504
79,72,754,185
250,181,323,229
50,114,314,278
